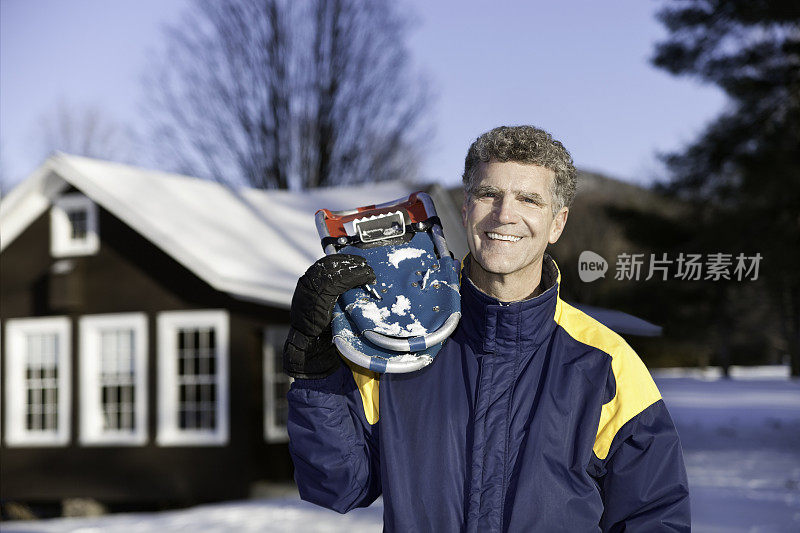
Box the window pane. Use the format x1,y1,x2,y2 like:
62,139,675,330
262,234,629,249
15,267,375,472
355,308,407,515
97,328,138,435
45,385,58,431
276,404,288,427
175,326,219,433
104,411,114,431
274,350,283,379
24,332,60,434
265,326,291,440
193,330,201,354
120,385,135,431
68,209,88,239
121,408,132,431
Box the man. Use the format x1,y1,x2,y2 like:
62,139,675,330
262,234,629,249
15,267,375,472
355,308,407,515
284,126,690,531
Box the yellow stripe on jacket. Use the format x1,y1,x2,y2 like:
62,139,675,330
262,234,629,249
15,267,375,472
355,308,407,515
554,298,662,460
345,359,380,425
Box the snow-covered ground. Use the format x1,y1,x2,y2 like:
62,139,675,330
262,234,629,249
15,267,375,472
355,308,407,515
655,370,800,533
4,367,799,533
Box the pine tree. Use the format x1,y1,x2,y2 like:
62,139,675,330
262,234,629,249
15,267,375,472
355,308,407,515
652,1,800,374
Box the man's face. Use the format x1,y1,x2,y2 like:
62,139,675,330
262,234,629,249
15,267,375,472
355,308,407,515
461,161,568,287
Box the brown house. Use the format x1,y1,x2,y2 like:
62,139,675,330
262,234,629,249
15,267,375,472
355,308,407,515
0,154,463,507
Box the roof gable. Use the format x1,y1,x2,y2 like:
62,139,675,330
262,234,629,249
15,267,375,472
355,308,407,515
0,154,421,308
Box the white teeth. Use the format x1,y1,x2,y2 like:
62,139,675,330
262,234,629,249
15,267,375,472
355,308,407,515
486,232,521,242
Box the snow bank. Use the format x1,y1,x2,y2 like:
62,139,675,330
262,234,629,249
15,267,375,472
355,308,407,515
651,364,791,380
1,498,384,533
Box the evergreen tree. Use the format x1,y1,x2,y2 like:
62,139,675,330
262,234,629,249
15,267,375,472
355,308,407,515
652,0,800,374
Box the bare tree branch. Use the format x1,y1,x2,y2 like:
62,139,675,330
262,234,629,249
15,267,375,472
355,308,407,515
141,0,431,190
35,100,133,164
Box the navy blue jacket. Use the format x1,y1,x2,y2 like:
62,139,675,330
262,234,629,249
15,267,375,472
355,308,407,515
287,257,690,531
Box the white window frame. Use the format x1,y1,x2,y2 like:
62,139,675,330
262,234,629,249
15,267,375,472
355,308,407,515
50,193,99,257
264,326,292,443
79,313,148,446
4,316,71,447
157,310,229,446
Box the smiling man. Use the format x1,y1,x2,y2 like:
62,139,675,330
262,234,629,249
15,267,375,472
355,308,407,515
284,126,691,531
463,159,568,301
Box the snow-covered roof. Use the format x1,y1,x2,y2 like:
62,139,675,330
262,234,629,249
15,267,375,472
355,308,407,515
0,154,462,308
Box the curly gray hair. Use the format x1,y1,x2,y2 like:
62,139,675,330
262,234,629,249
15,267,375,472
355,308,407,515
462,125,577,216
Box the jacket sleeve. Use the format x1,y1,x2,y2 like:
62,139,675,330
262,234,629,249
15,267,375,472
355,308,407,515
594,400,691,532
287,359,381,513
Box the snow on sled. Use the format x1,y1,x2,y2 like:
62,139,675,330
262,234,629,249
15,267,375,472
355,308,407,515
316,192,461,373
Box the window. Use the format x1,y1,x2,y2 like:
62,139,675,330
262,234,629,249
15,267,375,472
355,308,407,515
67,209,88,239
50,194,99,257
4,317,71,446
79,313,147,445
264,326,292,442
157,310,228,446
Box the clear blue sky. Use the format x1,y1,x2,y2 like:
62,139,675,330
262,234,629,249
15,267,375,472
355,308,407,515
0,0,727,190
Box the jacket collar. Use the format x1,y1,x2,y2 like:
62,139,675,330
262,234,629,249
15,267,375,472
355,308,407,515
459,254,561,355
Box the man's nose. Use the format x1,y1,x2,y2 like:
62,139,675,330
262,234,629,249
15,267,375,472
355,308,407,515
493,196,518,224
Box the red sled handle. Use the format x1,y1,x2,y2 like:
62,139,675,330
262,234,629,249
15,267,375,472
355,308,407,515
316,191,432,239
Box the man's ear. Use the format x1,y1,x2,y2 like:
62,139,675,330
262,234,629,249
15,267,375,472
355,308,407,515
548,207,569,244
461,195,468,228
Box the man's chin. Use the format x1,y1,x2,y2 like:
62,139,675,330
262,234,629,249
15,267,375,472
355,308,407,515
471,254,518,276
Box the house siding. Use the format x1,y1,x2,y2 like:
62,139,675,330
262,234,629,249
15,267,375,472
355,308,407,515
1,188,293,504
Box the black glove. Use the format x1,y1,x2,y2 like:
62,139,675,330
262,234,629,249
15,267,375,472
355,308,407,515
283,254,375,379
